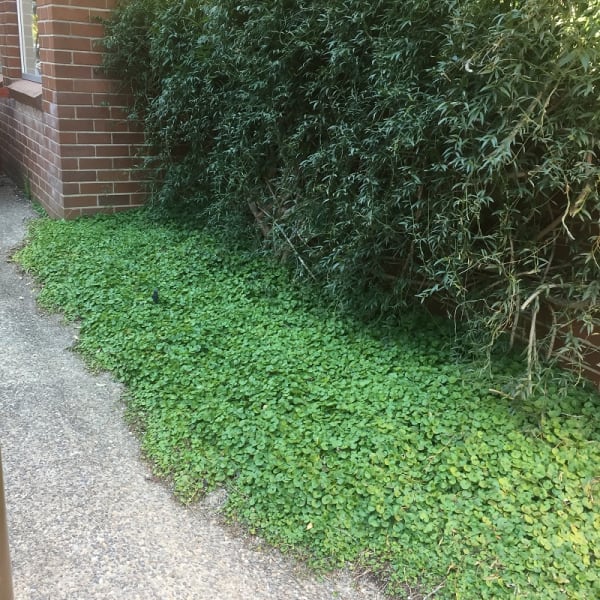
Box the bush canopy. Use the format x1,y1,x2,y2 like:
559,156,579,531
103,0,600,390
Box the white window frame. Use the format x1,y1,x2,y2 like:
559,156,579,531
16,0,41,83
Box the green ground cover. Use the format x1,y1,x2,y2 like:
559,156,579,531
15,210,599,599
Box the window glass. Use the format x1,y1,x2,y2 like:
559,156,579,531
17,0,41,82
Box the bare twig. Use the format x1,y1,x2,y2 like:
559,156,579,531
508,237,519,350
263,181,318,281
520,284,561,311
423,580,446,599
247,201,271,237
527,298,540,395
546,304,557,361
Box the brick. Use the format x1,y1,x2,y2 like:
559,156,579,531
94,119,129,133
79,157,112,169
112,132,144,145
98,169,130,182
77,0,111,8
63,196,100,209
35,5,49,19
61,182,81,195
95,145,130,157
41,50,73,65
92,93,129,106
99,194,130,206
56,106,76,118
48,7,91,23
62,170,97,182
112,156,139,169
79,182,113,194
46,36,91,52
89,9,112,21
56,93,102,108
76,23,105,38
76,79,114,94
114,181,145,193
1,44,20,57
63,208,84,218
60,118,95,132
0,0,148,218
44,22,72,38
61,144,95,157
76,131,112,144
76,105,110,119
109,107,130,120
60,157,79,170
51,65,93,79
47,78,75,93
129,192,147,205
43,114,60,130
56,131,77,144
72,51,103,66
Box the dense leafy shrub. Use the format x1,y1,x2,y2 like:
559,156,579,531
103,1,600,389
15,211,600,599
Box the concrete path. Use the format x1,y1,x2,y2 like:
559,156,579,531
0,177,384,600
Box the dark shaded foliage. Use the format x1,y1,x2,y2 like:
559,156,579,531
103,0,600,392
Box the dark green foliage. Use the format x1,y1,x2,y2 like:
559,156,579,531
102,0,600,389
15,211,600,598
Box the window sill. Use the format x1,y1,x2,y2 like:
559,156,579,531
7,79,42,110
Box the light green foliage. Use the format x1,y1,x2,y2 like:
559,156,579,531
15,211,600,599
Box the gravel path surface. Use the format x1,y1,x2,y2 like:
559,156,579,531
0,178,385,600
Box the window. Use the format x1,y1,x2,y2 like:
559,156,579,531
16,0,41,82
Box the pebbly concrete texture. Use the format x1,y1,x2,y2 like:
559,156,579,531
0,176,385,600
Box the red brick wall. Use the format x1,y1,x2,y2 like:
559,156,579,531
0,0,148,217
0,0,21,81
0,86,57,210
513,307,600,390
579,329,600,389
557,321,600,390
